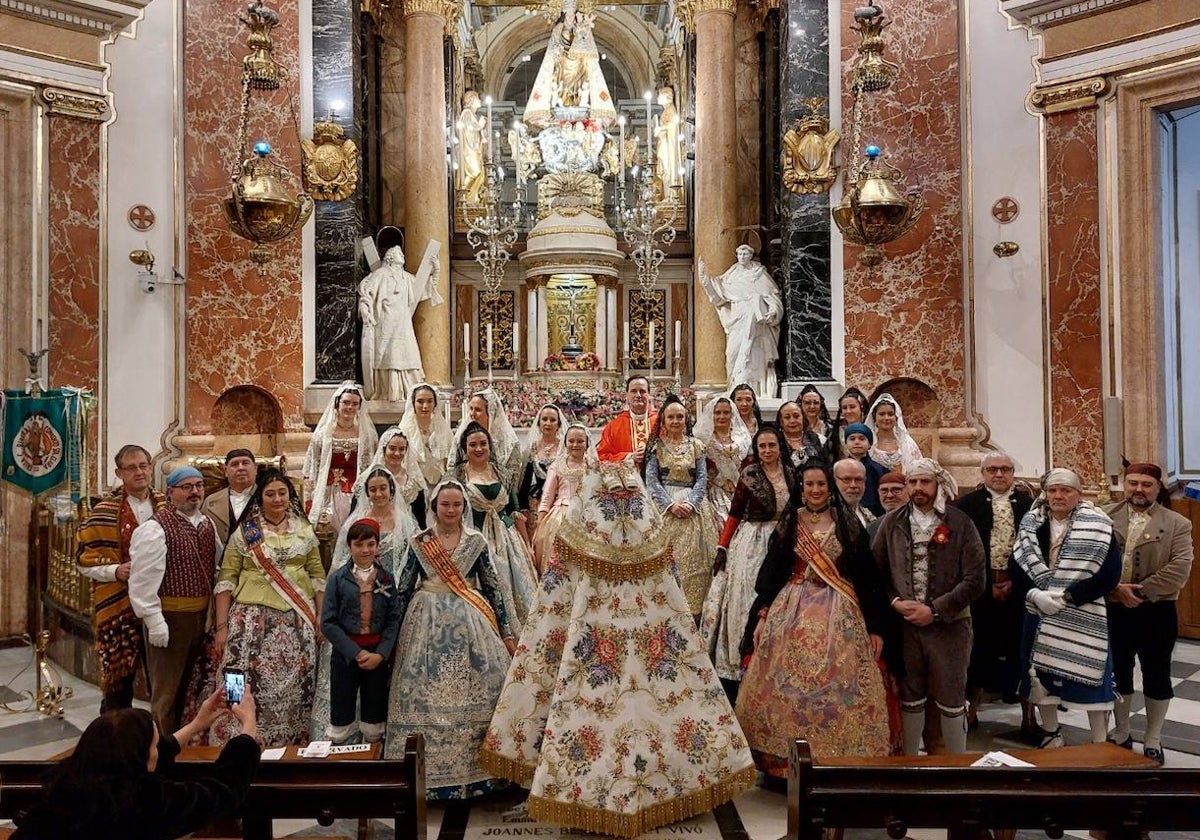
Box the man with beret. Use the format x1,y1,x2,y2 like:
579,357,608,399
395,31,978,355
872,458,986,754
1104,462,1193,764
129,466,223,734
201,448,258,544
843,422,888,516
1011,468,1121,749
953,451,1036,734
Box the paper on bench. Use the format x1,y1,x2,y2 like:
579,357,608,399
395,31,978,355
971,751,1035,767
261,747,286,761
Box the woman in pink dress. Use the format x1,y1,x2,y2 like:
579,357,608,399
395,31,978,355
531,423,590,572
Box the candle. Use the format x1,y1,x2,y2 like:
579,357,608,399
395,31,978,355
623,319,630,359
644,92,653,164
674,320,681,357
648,320,656,371
618,116,626,186
464,323,470,356
484,96,494,162
513,321,520,367
513,121,524,185
487,324,494,362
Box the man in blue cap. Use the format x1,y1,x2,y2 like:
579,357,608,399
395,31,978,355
128,465,222,734
842,422,888,516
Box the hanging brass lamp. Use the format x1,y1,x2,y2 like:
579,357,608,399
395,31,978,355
221,1,312,272
832,145,924,267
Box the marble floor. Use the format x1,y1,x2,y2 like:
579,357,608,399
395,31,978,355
2,640,1200,840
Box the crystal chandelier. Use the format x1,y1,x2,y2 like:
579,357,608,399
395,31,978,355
832,2,924,267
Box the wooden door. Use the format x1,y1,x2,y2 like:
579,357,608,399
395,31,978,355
1170,498,1200,640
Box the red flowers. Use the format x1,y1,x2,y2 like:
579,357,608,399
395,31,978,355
932,525,951,545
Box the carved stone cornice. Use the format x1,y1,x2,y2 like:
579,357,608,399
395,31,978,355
39,85,108,121
1001,0,1138,30
0,0,150,35
402,0,462,33
676,0,736,34
1029,76,1108,113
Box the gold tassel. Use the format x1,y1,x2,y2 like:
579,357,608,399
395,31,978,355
478,747,537,786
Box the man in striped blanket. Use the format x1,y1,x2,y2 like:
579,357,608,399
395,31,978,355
1011,468,1121,748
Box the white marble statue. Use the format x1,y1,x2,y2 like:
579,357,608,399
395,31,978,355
456,90,486,204
655,86,682,196
524,0,616,130
698,244,783,397
358,243,442,404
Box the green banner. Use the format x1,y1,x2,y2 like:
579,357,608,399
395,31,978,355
2,389,72,496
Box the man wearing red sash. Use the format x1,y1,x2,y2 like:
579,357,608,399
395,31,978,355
129,466,222,734
596,375,658,465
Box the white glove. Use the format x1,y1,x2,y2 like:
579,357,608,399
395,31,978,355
1028,589,1065,617
144,614,169,648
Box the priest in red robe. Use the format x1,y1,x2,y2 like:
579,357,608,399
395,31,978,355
597,376,658,465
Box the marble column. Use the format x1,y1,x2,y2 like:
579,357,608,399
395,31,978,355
312,0,365,382
779,0,832,383
404,0,458,385
692,0,738,389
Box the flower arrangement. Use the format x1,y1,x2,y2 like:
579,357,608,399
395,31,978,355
932,524,950,545
542,352,602,372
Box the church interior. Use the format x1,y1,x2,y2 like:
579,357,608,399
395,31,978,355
3,0,1200,837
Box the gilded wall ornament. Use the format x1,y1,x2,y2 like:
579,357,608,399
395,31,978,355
302,117,359,202
537,170,606,221
781,97,839,195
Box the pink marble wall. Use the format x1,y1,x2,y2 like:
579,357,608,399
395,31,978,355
841,0,965,424
211,385,285,435
1045,107,1103,478
184,0,305,433
47,116,101,393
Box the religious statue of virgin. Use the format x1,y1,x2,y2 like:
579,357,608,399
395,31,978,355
524,0,616,130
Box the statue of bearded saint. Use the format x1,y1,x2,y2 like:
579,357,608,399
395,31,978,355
358,244,443,404
697,244,784,398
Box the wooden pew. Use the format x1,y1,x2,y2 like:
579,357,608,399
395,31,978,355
0,734,426,840
787,739,1198,840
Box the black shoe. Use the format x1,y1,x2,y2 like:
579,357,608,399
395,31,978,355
1112,736,1134,750
1038,728,1064,749
1143,746,1165,765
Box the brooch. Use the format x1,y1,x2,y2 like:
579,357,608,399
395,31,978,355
932,525,951,545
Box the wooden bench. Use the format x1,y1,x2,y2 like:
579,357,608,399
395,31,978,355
787,740,1197,840
0,735,426,840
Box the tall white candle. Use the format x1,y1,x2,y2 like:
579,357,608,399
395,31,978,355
623,319,630,359
513,321,520,367
648,320,656,371
644,92,653,163
674,320,681,357
487,324,494,362
485,95,494,163
513,121,524,185
464,322,470,356
618,116,626,186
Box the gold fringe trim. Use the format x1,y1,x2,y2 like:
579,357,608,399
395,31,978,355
526,763,757,839
555,538,672,582
478,746,537,787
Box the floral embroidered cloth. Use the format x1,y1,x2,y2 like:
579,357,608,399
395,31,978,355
481,462,755,838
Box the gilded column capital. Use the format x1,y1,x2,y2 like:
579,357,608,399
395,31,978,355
39,87,109,122
402,0,462,33
1029,76,1108,114
677,0,736,33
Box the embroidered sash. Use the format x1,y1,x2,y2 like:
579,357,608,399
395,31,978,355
418,534,502,637
794,522,858,606
241,518,317,630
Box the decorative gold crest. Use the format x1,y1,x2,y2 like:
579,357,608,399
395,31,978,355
781,97,839,195
537,171,605,220
301,118,360,202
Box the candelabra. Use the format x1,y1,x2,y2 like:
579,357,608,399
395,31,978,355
620,160,678,383
465,159,524,294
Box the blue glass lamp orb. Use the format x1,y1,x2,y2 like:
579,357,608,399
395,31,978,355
864,144,881,159
252,140,272,157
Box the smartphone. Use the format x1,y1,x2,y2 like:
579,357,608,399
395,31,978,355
223,668,245,704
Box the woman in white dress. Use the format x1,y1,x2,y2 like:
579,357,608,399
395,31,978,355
482,460,755,838
694,395,751,529
302,381,378,534
451,422,539,633
530,423,589,572
309,464,416,741
730,383,761,439
701,425,794,702
865,392,922,472
398,384,453,516
384,480,517,799
373,427,426,529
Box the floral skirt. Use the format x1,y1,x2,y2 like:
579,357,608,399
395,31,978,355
481,550,755,838
384,588,512,799
211,602,317,747
532,505,568,576
736,576,889,771
701,519,776,683
481,514,540,635
662,486,720,617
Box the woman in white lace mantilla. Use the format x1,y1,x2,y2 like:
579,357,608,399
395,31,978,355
303,381,378,535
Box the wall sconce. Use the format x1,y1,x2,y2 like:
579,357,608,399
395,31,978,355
129,248,185,294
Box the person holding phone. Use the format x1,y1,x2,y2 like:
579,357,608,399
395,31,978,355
320,518,401,743
12,687,260,839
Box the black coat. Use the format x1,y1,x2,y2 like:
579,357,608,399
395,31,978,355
13,733,261,840
953,486,1034,591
